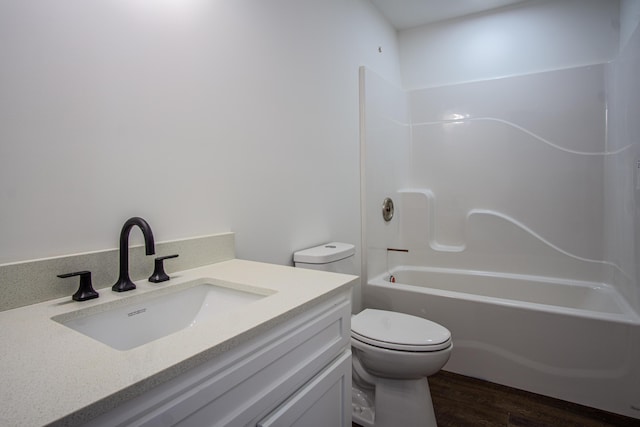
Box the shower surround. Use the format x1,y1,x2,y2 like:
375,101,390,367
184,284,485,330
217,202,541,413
360,19,640,417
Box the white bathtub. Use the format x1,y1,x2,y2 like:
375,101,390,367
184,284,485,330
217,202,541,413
365,266,640,419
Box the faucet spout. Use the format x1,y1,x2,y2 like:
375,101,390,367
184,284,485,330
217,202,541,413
112,217,155,292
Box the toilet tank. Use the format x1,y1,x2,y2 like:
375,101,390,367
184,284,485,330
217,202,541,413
294,242,356,274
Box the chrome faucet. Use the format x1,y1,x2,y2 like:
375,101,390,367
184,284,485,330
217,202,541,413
112,217,155,292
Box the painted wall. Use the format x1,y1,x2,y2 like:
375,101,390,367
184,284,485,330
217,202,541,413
399,0,619,89
0,0,401,302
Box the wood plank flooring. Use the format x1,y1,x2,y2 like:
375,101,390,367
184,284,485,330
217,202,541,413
354,370,640,427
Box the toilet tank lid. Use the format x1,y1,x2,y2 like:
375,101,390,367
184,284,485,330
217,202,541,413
293,242,355,264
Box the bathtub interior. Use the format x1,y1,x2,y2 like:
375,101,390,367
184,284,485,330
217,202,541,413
384,267,638,319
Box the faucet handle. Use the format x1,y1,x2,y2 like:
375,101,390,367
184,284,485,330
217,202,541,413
149,254,179,283
57,271,99,301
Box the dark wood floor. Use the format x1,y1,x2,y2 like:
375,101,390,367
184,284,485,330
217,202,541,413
354,371,640,427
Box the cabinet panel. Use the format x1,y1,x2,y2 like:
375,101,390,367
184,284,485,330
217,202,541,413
85,293,351,427
172,319,346,427
257,350,352,427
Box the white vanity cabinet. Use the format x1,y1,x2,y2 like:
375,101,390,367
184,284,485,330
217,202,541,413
85,292,352,427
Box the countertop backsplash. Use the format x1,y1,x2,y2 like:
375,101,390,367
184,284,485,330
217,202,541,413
0,232,235,312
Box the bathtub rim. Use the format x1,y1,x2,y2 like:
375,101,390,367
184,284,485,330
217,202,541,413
369,265,640,325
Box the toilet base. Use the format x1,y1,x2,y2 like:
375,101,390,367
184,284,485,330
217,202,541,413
351,378,437,427
352,386,375,427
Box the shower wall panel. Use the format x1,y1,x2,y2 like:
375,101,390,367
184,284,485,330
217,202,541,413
360,67,411,280
406,65,609,281
605,17,640,312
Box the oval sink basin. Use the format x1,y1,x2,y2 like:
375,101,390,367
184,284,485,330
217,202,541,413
53,280,272,351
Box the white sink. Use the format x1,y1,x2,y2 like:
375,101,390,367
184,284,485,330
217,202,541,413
53,280,272,351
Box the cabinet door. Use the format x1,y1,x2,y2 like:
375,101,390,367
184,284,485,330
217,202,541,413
257,350,351,427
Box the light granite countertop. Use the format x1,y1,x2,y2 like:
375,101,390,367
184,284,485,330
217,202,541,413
0,259,357,427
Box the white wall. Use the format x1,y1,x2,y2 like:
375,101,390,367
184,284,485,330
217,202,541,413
0,0,401,279
399,0,619,89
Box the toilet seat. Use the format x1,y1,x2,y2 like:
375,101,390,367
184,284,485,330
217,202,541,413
351,309,451,352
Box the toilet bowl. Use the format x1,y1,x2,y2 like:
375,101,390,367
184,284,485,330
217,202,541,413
293,243,452,427
350,309,452,427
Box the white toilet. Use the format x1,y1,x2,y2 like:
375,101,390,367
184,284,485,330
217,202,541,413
294,243,452,427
